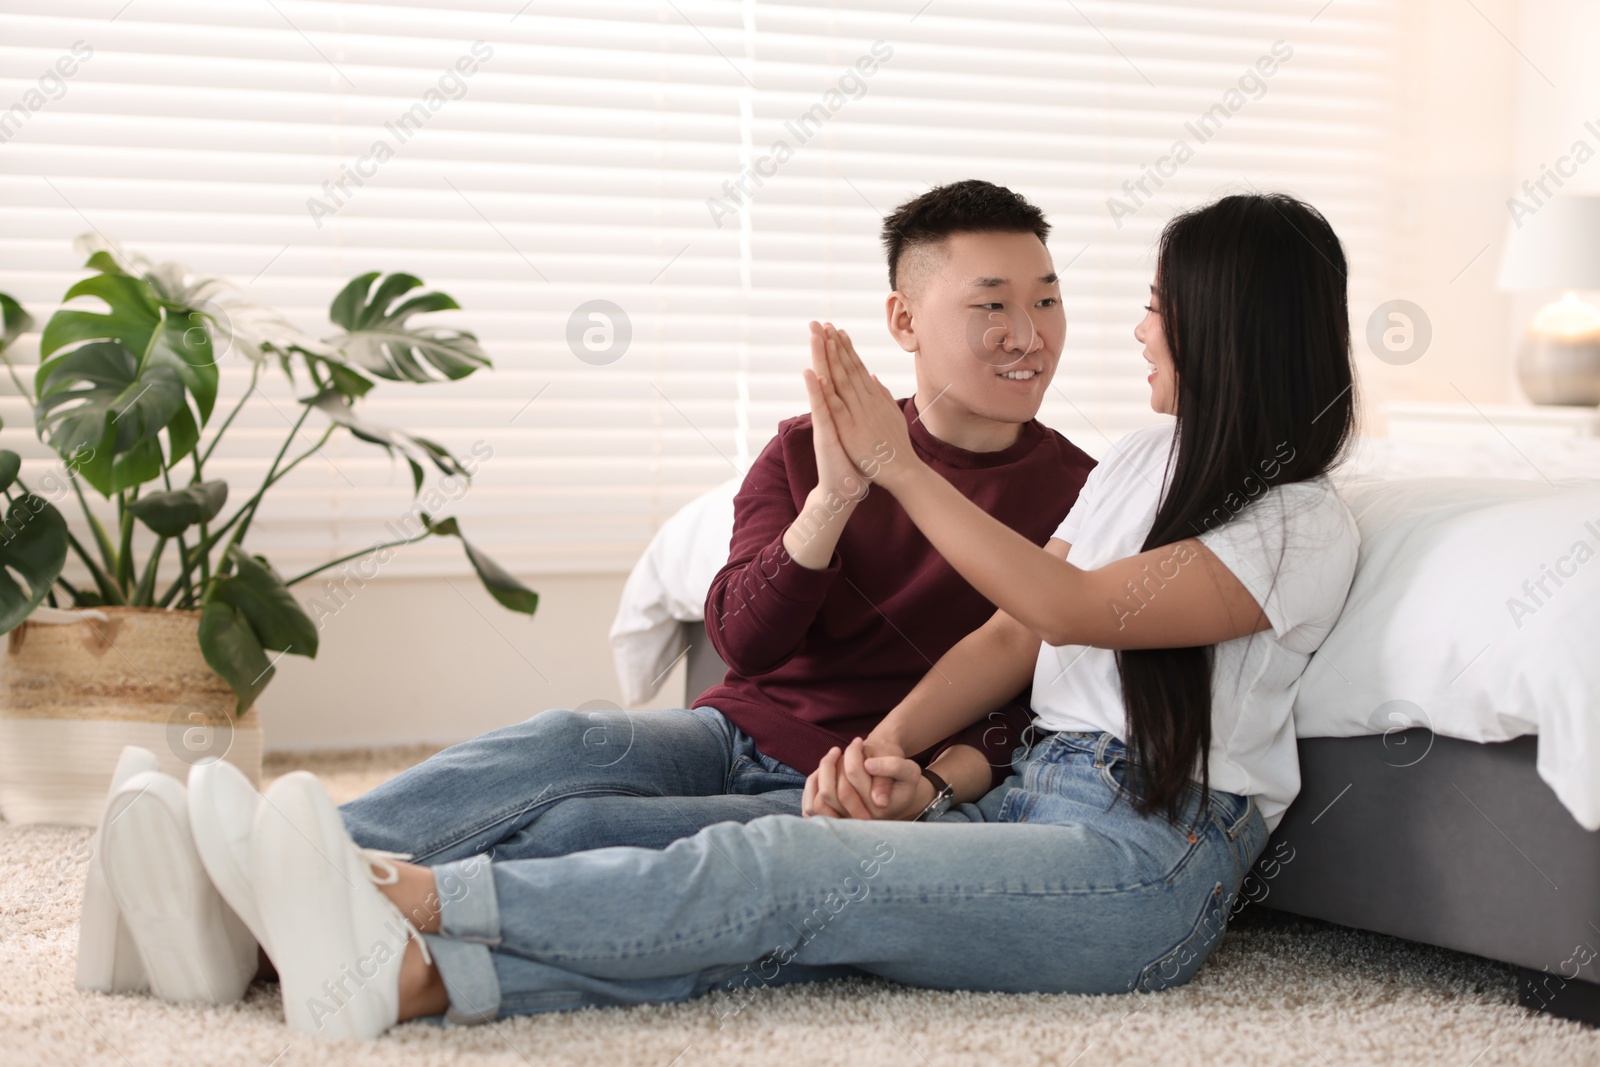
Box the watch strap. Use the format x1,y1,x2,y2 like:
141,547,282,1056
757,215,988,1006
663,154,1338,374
916,767,953,821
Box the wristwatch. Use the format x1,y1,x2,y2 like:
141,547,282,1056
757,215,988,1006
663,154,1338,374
914,767,954,822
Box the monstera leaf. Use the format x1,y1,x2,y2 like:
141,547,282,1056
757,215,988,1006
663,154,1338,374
304,385,466,493
72,233,324,366
34,341,194,495
0,292,33,356
0,493,69,633
200,546,318,713
126,479,227,538
326,272,490,382
420,513,539,616
198,600,273,715
41,251,220,425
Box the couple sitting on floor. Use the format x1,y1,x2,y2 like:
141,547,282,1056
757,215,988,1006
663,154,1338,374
80,179,1362,1040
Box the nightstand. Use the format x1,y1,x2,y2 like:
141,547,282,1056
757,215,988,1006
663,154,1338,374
1385,401,1600,444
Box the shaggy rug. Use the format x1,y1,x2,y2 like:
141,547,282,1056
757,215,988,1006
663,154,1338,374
2,746,1597,1066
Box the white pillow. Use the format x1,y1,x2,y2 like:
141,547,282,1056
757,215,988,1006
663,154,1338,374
609,476,740,705
1294,474,1600,829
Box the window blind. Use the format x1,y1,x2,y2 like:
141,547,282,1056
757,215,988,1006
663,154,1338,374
0,0,1399,576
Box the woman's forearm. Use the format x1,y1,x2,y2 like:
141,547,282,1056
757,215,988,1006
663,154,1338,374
867,608,1040,758
881,459,1086,646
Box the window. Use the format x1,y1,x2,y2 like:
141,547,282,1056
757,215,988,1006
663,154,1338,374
0,0,1398,575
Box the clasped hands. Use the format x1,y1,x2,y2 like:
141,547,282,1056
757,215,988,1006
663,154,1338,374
800,736,935,821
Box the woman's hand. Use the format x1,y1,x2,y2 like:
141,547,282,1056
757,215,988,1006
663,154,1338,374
806,323,918,492
802,736,931,821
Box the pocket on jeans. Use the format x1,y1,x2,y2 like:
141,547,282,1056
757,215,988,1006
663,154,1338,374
1205,789,1253,840
1136,881,1228,992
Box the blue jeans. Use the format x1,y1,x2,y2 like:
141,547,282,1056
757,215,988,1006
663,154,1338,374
340,705,809,861
417,729,1270,1023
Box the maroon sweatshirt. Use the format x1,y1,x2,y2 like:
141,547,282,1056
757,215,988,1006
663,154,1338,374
695,396,1096,791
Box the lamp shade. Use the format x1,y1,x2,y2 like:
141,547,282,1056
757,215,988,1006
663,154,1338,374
1496,194,1600,291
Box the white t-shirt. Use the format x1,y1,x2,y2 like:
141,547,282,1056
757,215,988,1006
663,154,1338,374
1029,422,1361,832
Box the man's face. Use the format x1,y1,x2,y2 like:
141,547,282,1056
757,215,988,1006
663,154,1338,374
895,230,1064,426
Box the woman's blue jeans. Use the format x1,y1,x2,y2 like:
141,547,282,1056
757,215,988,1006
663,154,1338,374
400,722,1270,1023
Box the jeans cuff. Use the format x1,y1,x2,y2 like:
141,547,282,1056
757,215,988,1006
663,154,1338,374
427,853,504,1026
422,935,501,1026
435,853,502,945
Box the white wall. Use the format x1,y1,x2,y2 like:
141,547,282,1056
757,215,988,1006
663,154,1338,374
263,573,686,751
1359,0,1521,424
1503,0,1600,363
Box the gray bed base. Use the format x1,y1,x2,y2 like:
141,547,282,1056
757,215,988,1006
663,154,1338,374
681,621,1600,1024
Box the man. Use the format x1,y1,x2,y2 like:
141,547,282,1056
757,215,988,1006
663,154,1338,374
334,179,1097,864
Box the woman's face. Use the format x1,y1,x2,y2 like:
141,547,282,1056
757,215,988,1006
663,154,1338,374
1135,285,1178,415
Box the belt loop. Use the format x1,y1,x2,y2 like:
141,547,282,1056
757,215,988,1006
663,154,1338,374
1093,731,1111,767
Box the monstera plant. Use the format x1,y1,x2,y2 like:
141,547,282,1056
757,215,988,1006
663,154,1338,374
0,236,536,714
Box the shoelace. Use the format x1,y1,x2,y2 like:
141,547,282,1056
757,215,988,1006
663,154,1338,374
359,847,434,967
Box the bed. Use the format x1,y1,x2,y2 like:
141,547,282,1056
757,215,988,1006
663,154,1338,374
616,431,1600,1026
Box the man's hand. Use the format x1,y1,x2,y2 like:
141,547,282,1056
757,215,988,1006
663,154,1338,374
811,323,917,491
802,736,931,821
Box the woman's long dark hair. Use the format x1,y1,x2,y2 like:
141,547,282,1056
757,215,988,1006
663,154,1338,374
1115,193,1357,823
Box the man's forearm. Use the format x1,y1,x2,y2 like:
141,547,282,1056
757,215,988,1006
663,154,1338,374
925,744,994,807
867,608,1040,758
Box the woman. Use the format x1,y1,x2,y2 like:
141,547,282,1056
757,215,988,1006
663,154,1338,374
133,192,1363,1039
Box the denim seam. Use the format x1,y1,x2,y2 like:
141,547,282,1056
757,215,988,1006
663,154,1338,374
1093,758,1207,889
534,880,1173,967
533,906,786,964
1220,794,1255,840
1135,879,1227,992
1045,733,1095,761
689,705,740,761
407,785,670,863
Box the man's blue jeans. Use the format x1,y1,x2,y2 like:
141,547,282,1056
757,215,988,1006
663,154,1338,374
401,727,1270,1022
340,705,808,862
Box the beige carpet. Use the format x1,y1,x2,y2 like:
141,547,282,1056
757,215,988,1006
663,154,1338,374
3,746,1597,1067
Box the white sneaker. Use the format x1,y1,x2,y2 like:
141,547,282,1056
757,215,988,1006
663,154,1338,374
253,771,432,1041
188,759,271,957
99,770,260,1003
76,745,159,993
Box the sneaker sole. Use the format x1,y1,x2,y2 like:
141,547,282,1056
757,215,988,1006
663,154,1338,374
76,745,159,994
101,771,256,1004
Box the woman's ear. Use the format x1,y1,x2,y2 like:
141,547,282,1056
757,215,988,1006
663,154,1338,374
884,291,918,353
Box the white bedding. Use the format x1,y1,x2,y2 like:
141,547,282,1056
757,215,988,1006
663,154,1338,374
1293,474,1600,828
608,476,740,704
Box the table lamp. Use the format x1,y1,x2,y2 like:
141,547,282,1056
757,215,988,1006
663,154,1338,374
1496,193,1600,405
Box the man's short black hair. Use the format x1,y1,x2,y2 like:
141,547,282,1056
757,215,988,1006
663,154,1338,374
881,180,1051,292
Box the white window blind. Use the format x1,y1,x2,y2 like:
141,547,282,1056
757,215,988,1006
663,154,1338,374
0,0,1400,577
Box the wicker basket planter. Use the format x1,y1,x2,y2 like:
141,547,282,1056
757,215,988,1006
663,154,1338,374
0,607,262,826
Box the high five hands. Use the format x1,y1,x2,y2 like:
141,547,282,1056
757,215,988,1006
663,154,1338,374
803,321,870,504
802,322,916,492
801,736,930,821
